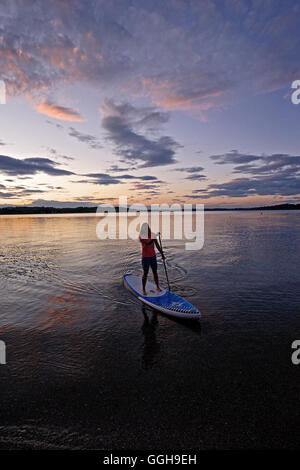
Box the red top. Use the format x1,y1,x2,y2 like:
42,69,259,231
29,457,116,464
139,233,156,257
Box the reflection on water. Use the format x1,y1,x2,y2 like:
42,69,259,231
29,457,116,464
40,290,89,329
0,211,299,449
141,306,159,370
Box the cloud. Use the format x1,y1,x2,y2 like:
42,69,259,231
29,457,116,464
79,172,161,186
114,174,160,181
36,101,83,121
0,191,22,198
183,194,203,199
80,173,121,185
101,99,180,167
185,174,207,181
45,147,75,161
140,76,232,111
173,165,206,181
174,166,205,173
0,154,74,176
193,151,300,198
106,164,132,172
211,150,261,165
0,183,47,198
46,120,64,129
211,151,300,176
131,182,161,191
1,0,300,114
68,127,102,149
194,175,300,198
233,154,300,176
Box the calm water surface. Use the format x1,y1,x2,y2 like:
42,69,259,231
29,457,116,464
0,212,299,449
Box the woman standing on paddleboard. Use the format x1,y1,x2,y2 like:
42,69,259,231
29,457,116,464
139,223,165,295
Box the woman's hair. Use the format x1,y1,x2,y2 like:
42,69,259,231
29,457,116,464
140,222,151,239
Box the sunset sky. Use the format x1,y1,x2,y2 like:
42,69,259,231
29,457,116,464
0,0,300,208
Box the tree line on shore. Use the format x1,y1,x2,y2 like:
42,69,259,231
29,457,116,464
0,203,299,215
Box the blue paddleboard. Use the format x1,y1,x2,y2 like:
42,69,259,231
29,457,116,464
123,273,201,320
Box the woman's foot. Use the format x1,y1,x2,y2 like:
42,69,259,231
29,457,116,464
142,289,147,296
156,286,162,292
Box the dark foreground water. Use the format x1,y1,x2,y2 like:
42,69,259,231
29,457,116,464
0,211,299,449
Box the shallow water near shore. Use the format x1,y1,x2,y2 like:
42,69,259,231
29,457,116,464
0,211,299,449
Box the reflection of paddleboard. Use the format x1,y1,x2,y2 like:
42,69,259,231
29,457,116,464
123,274,201,320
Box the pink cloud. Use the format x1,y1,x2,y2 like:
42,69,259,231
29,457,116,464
36,101,84,121
140,77,229,112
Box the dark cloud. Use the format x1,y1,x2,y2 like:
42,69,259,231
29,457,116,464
211,150,262,165
211,151,300,178
46,120,64,129
183,194,202,199
167,150,300,200
106,164,132,172
174,166,205,173
0,186,47,198
41,185,64,190
68,127,102,150
80,173,121,185
115,174,159,181
45,147,75,161
173,165,206,181
131,182,161,191
193,175,300,198
0,154,74,176
185,174,207,181
137,175,159,181
193,175,300,199
0,191,19,198
101,99,180,168
79,172,161,186
199,151,300,198
1,0,300,112
232,154,300,176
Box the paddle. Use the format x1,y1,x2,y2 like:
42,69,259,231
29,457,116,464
157,232,171,291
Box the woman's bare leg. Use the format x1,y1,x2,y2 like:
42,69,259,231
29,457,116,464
153,269,162,292
142,271,148,295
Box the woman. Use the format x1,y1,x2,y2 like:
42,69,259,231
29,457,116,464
139,222,165,295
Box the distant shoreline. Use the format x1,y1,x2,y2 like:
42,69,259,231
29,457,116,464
0,203,299,215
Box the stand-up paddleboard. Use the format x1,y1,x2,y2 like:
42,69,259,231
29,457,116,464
123,273,201,320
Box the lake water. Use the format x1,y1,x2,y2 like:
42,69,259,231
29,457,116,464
0,211,299,449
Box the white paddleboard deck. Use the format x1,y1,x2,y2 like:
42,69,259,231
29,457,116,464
123,273,201,320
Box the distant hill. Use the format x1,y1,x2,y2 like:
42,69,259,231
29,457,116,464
0,206,98,215
251,203,300,211
0,203,299,215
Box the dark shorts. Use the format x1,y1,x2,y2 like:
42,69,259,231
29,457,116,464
142,255,157,273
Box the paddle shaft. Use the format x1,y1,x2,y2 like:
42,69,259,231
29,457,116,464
158,232,171,291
